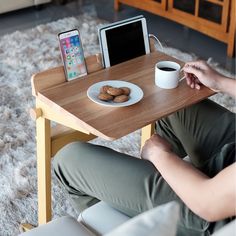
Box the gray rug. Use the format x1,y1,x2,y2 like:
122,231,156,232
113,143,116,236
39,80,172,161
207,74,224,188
0,13,235,236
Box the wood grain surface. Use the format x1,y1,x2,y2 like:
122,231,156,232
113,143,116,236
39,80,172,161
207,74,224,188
37,51,215,140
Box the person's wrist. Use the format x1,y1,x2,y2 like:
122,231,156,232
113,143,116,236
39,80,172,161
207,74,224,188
206,73,223,92
149,150,178,172
148,148,171,164
216,75,229,93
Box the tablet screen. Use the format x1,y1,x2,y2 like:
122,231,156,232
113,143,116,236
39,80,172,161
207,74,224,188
105,21,146,66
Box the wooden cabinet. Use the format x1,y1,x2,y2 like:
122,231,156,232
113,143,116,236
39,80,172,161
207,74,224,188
114,0,235,57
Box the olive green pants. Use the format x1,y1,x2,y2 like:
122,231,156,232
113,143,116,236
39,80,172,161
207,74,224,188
53,99,235,235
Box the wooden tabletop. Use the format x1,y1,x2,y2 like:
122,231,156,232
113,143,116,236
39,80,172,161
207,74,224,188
37,51,215,140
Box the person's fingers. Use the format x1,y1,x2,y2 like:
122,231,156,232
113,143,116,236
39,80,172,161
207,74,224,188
186,77,192,86
183,66,203,79
186,75,197,86
186,74,203,89
184,60,208,69
185,72,194,82
184,64,205,90
195,83,201,90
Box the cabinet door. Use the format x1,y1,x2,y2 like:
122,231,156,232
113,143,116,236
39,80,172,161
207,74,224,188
115,0,167,11
171,0,195,15
198,0,229,31
168,0,230,32
151,0,167,9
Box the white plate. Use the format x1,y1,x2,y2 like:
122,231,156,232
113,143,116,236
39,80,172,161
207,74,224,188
87,80,144,107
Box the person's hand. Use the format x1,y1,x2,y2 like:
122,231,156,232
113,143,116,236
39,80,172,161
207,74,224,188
183,60,222,91
141,134,172,163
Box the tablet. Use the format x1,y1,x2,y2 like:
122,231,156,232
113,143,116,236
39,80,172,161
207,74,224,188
98,16,150,68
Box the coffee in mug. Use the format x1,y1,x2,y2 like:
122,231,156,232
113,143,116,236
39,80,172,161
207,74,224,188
155,61,181,89
158,67,177,71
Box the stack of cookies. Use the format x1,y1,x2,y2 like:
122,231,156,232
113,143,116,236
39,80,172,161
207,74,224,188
98,85,131,103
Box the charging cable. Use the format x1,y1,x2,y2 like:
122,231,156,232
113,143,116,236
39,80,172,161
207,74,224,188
149,33,164,52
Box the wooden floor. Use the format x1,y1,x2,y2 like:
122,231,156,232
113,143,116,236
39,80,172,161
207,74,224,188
0,0,235,73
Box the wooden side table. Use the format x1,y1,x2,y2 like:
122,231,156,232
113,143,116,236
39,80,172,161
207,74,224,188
23,49,215,231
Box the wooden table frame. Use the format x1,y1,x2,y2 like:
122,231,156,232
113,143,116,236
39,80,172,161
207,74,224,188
27,51,157,229
25,42,214,230
29,54,104,226
32,101,155,225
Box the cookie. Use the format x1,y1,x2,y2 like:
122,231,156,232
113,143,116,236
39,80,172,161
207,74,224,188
120,87,131,96
107,87,124,96
100,85,112,93
98,93,113,101
113,94,129,103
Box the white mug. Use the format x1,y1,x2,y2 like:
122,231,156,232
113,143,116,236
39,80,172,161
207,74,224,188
155,61,181,89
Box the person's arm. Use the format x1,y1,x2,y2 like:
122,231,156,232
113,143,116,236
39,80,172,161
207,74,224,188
141,134,236,222
183,60,236,98
218,77,236,98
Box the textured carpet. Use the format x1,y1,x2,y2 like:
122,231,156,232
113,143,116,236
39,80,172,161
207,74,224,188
0,12,235,236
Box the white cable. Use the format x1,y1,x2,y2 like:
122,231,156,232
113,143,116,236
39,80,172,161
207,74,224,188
149,33,164,52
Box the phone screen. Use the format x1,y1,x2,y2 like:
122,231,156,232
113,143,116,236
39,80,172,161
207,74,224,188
59,30,87,80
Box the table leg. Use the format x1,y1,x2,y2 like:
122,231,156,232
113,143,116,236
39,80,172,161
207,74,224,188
20,223,35,232
36,116,51,225
227,0,235,57
114,0,120,11
141,123,155,149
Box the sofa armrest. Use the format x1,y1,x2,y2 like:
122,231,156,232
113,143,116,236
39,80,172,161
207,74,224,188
19,216,95,236
34,0,52,5
78,201,130,235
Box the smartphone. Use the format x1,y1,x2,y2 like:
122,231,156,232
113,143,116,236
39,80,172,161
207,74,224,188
58,29,87,81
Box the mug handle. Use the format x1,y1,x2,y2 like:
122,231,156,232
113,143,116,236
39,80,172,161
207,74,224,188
179,75,186,82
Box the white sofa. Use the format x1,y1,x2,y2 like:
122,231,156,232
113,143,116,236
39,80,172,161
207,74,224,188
19,201,235,236
19,201,181,236
0,0,51,14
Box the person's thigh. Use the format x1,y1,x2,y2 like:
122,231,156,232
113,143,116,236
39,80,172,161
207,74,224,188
53,141,213,235
157,99,235,168
53,141,181,215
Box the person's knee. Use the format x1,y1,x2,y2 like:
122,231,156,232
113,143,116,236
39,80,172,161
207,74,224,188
156,111,181,132
53,141,88,176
